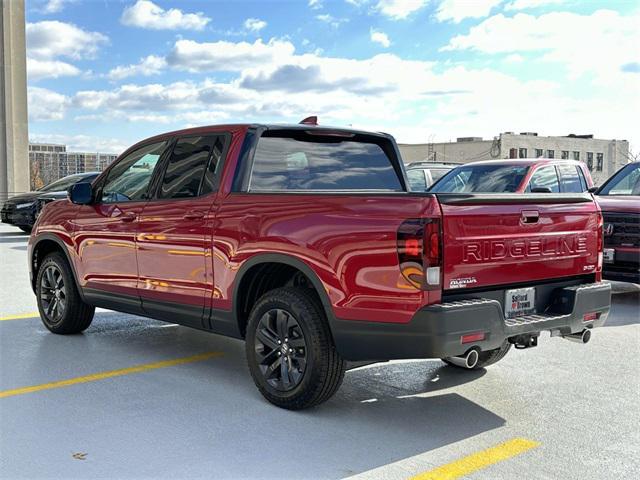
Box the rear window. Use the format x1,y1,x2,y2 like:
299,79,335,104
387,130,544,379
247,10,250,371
558,164,585,193
429,165,529,193
249,131,402,192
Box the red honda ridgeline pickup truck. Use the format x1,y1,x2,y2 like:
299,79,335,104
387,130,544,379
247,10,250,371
28,122,611,409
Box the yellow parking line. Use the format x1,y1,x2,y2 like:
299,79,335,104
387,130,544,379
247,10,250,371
0,312,40,321
0,351,223,399
410,438,540,480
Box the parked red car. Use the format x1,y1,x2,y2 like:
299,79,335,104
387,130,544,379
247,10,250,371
596,162,640,283
429,158,594,194
29,122,611,409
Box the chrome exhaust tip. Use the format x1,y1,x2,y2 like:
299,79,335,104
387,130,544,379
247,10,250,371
447,349,480,369
563,329,591,344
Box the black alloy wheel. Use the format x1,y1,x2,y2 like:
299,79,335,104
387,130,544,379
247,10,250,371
40,264,67,324
255,308,308,391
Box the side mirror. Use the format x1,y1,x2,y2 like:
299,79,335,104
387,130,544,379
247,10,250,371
588,186,599,193
68,182,93,205
530,187,552,193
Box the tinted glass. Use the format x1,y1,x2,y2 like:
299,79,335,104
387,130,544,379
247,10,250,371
39,174,87,192
599,164,640,196
430,165,529,193
102,141,166,203
250,133,402,191
159,136,221,199
558,164,584,192
527,165,560,193
201,136,227,195
429,169,449,184
407,169,427,192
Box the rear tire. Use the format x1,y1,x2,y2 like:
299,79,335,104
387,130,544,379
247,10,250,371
442,341,511,370
245,287,346,410
36,252,94,334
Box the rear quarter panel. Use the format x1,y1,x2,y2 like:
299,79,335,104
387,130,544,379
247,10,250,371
212,193,441,324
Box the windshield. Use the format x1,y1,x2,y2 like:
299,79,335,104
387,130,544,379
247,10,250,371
429,164,529,193
598,163,640,196
39,174,89,192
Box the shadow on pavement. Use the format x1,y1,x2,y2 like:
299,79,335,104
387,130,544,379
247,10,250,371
604,291,640,327
2,311,505,479
0,236,28,243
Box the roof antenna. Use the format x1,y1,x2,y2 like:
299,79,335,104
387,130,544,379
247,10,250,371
299,116,318,126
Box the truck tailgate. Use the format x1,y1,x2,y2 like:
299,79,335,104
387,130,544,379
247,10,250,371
437,193,600,291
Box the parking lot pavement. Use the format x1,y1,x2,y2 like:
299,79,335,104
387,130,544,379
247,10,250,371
1,223,639,480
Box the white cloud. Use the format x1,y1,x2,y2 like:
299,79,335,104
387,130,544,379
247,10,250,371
370,29,391,47
505,0,566,10
41,0,76,13
244,18,267,32
29,133,127,154
435,0,502,23
443,10,640,82
27,58,80,80
28,87,69,121
107,55,167,80
316,14,349,28
166,38,296,73
121,0,211,31
26,21,108,60
376,0,429,20
308,0,323,9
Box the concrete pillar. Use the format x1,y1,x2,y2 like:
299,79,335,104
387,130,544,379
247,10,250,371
1,0,29,200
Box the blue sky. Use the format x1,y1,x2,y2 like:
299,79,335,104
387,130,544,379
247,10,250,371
26,0,640,154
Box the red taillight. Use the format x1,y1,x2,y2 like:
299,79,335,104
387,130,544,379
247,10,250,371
397,218,442,290
583,312,598,322
461,332,486,344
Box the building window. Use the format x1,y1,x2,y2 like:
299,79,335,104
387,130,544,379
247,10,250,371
535,148,543,158
509,148,517,159
518,148,527,158
573,151,580,161
587,153,593,170
561,151,569,159
547,149,555,158
596,153,603,171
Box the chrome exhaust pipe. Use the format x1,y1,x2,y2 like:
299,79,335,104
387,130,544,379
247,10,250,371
447,349,480,369
563,329,591,344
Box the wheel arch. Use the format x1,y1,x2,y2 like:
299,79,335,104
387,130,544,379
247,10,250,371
31,234,84,300
232,253,338,338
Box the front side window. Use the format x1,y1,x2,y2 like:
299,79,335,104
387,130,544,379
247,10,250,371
430,165,529,193
159,135,225,199
101,141,166,203
249,132,402,191
599,164,640,196
527,165,560,193
558,164,584,193
407,169,427,192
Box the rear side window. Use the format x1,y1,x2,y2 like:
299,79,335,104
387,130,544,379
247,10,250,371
249,132,402,191
430,165,528,193
558,164,585,193
159,135,224,199
407,169,427,192
527,166,560,193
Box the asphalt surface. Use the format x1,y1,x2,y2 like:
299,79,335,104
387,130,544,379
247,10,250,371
0,223,638,479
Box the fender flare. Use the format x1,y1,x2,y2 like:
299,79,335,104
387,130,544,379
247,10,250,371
31,233,86,301
232,253,339,330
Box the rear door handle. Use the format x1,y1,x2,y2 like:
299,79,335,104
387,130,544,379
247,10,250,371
183,211,205,220
120,211,137,222
521,210,539,224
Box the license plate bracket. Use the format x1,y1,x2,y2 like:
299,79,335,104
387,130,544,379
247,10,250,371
505,287,536,319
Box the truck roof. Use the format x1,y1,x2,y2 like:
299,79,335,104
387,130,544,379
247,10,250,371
464,158,584,167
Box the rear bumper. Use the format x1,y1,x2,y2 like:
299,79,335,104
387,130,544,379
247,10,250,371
332,282,611,361
1,208,35,227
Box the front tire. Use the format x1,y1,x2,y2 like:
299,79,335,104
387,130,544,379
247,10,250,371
245,287,345,410
36,252,94,334
442,341,512,370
